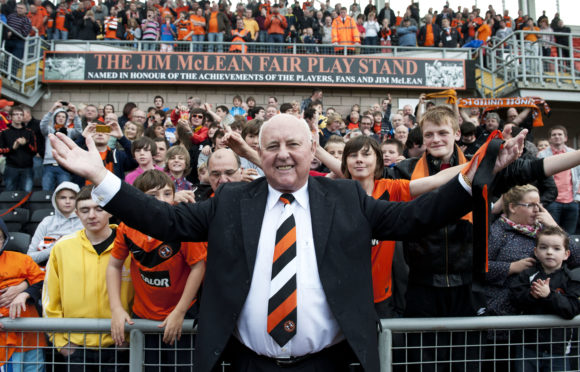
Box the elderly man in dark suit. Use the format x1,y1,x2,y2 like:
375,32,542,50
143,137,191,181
49,114,523,372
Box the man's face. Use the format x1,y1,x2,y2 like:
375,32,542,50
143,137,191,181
550,129,567,147
360,117,373,132
506,108,518,122
84,106,98,121
422,120,460,161
268,97,278,106
105,113,117,125
55,189,77,216
326,142,344,160
11,110,24,125
208,149,242,191
255,109,266,120
154,141,167,164
76,199,112,234
394,125,408,143
485,117,499,132
403,105,413,116
340,9,347,18
132,110,146,125
371,103,380,112
16,4,26,15
259,115,315,193
391,114,404,128
442,19,449,28
245,9,252,18
381,99,389,111
154,97,163,109
265,107,277,120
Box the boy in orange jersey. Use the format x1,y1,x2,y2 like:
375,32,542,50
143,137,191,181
0,219,46,371
107,170,206,370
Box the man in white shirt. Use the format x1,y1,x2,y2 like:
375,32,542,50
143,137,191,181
49,114,524,371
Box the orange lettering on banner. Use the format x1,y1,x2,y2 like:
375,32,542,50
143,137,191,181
407,60,417,75
241,56,253,70
177,55,193,70
290,57,301,73
270,57,281,72
342,58,354,73
260,56,270,71
393,60,404,75
155,55,171,70
359,59,368,74
95,54,106,69
329,59,342,74
228,58,240,71
193,58,202,70
318,58,329,73
216,56,226,71
378,60,392,74
307,57,318,72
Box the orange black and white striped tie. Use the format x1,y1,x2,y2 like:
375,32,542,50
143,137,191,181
267,193,297,347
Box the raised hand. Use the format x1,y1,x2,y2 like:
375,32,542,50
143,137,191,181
49,132,109,185
493,129,527,174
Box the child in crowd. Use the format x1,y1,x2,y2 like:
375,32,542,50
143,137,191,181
536,138,549,153
43,186,133,368
0,218,46,371
27,182,83,265
381,138,404,167
107,170,206,369
324,135,345,160
124,137,163,185
159,15,177,52
240,119,263,177
230,95,246,117
165,145,194,191
510,226,580,372
458,121,479,156
123,121,144,142
0,106,37,192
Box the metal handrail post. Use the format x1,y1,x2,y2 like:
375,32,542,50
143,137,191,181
129,329,145,372
378,328,392,372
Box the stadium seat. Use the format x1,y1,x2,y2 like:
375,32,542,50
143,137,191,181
5,232,31,254
23,209,55,235
28,190,53,214
0,190,29,210
1,208,30,232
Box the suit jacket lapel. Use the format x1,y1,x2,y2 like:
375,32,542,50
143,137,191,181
240,180,268,274
308,177,335,263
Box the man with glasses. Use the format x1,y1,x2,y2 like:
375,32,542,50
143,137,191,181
360,115,379,142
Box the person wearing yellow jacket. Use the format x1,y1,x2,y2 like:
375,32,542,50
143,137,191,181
42,185,133,369
331,7,360,53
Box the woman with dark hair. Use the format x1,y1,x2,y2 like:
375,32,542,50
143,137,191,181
118,102,137,128
316,135,470,316
144,122,165,139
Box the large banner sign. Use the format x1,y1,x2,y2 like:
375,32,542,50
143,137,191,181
43,51,475,90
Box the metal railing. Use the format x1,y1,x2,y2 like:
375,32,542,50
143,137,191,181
476,30,580,98
49,39,474,59
0,21,50,105
4,315,580,371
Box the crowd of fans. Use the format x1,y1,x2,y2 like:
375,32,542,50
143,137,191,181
2,86,580,369
0,0,573,54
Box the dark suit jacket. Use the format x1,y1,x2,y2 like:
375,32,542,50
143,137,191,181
104,175,472,372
